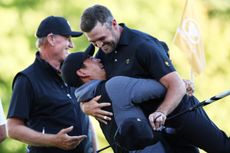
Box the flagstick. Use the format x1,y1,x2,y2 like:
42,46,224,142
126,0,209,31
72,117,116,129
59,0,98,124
172,0,188,43
181,0,189,25
189,67,195,96
190,67,194,83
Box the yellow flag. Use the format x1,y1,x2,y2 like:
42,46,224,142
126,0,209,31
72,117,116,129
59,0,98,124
174,0,205,74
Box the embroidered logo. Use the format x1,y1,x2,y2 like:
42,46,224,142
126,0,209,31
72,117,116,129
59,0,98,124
126,59,130,64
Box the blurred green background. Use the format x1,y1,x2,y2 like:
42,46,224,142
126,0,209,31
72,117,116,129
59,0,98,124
0,0,229,152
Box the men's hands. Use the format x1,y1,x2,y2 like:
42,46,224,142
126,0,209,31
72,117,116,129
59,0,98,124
149,111,167,131
183,79,194,96
80,95,113,124
54,126,87,150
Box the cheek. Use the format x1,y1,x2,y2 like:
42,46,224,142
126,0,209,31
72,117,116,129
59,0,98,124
61,41,68,48
91,65,102,73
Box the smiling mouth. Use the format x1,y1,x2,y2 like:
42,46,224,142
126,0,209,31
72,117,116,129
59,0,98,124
102,47,107,51
102,44,110,50
99,64,104,69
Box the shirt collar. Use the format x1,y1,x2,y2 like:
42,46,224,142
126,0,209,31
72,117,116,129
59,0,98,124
117,23,130,46
35,51,61,76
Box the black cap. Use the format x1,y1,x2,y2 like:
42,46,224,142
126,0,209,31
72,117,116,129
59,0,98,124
36,16,82,38
61,44,95,87
115,118,158,150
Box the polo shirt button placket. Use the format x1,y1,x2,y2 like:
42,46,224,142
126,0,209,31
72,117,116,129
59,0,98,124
67,93,72,99
63,83,72,100
114,51,118,62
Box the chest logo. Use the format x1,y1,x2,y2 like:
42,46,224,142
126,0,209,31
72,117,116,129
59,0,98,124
126,59,130,64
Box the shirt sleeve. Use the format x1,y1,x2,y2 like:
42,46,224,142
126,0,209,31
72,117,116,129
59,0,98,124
136,41,175,80
7,74,34,121
0,99,6,125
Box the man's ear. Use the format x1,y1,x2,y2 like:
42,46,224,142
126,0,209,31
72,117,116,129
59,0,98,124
112,19,117,26
47,33,55,46
76,69,88,78
112,19,119,31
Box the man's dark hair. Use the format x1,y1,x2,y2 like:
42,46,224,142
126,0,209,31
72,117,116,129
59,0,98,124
80,5,114,32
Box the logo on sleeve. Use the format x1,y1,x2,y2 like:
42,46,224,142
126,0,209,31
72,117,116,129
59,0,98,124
165,61,170,67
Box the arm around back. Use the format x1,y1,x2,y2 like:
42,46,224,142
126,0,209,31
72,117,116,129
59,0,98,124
157,71,186,115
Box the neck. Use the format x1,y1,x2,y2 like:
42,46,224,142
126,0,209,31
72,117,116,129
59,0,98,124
118,25,123,35
83,77,106,85
114,25,123,44
39,50,61,71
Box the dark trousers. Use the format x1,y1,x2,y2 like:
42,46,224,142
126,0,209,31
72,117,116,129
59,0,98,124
166,95,230,153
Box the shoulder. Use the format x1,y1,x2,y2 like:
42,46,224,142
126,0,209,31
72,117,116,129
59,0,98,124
127,27,169,53
12,62,36,90
127,32,163,57
133,36,169,61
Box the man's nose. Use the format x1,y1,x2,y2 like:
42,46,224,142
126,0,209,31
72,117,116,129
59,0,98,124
95,58,101,62
68,39,74,48
91,57,101,62
95,41,103,48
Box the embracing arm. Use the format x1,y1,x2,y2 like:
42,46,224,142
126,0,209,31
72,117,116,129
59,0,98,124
149,72,186,130
130,77,192,104
157,72,186,115
80,96,113,124
7,118,87,150
135,41,186,129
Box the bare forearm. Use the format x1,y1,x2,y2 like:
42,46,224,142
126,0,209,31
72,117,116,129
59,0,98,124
7,118,87,150
149,72,186,130
157,72,186,115
8,123,55,147
0,124,6,143
157,81,185,115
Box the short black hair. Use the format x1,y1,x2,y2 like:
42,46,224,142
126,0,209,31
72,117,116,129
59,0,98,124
80,5,114,32
61,44,95,87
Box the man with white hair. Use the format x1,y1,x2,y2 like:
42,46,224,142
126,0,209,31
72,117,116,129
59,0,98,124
7,16,96,153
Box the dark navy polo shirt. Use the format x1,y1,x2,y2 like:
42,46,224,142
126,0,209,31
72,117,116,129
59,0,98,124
8,52,89,153
96,23,175,80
